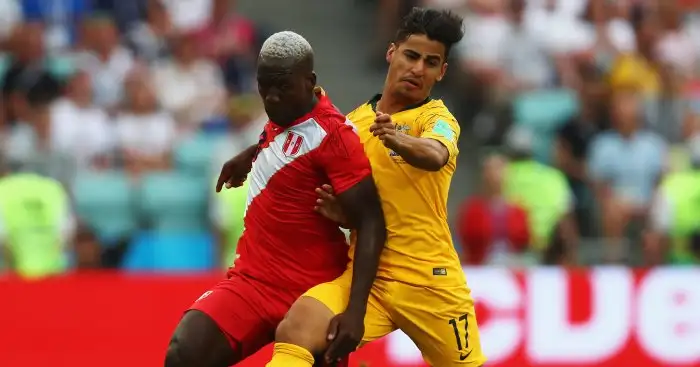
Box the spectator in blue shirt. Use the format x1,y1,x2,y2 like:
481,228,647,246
588,86,667,262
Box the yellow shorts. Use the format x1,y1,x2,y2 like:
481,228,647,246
303,269,486,366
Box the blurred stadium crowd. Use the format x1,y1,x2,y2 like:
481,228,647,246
1,0,700,279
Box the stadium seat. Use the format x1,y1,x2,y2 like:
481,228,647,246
46,56,76,81
174,134,220,176
123,231,215,271
512,89,580,164
139,171,209,232
72,170,137,241
513,89,579,131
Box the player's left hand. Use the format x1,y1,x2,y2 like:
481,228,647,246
324,311,365,364
370,111,398,147
314,184,348,226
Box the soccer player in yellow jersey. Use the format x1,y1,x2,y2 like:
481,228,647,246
262,7,486,367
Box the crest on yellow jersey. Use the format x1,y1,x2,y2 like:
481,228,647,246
396,124,410,133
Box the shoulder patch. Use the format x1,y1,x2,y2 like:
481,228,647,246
432,119,455,141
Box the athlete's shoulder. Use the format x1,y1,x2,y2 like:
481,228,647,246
313,108,358,140
347,101,374,122
417,99,458,122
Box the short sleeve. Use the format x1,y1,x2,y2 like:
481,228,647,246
420,114,461,159
60,207,77,247
317,123,371,195
650,190,673,233
210,197,226,229
587,135,613,181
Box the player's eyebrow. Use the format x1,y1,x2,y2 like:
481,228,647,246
404,49,421,58
404,48,442,63
425,54,442,63
257,71,293,85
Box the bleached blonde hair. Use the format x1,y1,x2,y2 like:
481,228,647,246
259,31,313,63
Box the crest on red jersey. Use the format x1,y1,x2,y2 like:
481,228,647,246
282,131,304,157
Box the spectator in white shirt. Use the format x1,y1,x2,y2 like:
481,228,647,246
116,69,176,177
75,16,135,111
457,0,509,71
127,0,173,65
5,73,75,185
458,0,552,99
50,70,115,169
161,0,212,32
0,0,21,46
152,31,226,129
656,0,697,77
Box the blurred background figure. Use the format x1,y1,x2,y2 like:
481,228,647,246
115,68,175,178
152,30,226,130
51,69,114,170
0,0,699,365
588,87,666,262
4,72,75,185
0,157,75,279
457,154,530,266
0,0,697,274
195,0,257,93
554,63,608,236
502,126,578,265
0,0,698,272
75,15,134,111
126,0,173,65
645,135,700,265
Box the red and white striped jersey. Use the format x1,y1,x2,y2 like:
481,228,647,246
229,91,371,290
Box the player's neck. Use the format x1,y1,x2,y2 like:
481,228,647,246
276,95,319,127
377,89,428,115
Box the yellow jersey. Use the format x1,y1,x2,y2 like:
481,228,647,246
347,95,465,287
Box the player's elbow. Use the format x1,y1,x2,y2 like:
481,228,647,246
356,198,387,245
421,157,446,171
410,146,448,172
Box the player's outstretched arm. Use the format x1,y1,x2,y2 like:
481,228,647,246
336,176,386,314
323,176,386,362
388,134,450,171
371,111,454,171
215,144,257,192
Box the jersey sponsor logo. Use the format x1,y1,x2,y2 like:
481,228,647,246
433,119,455,141
282,131,304,157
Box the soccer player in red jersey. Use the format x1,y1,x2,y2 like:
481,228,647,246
164,31,387,367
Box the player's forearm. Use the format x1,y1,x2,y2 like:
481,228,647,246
336,177,387,314
347,208,386,314
389,134,447,172
239,144,258,164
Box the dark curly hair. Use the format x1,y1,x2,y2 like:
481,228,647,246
394,7,465,59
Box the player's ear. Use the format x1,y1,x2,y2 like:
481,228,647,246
386,43,396,64
308,71,317,89
437,62,448,82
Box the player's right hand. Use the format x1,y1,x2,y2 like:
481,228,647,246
216,154,253,192
324,311,365,364
314,185,348,226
